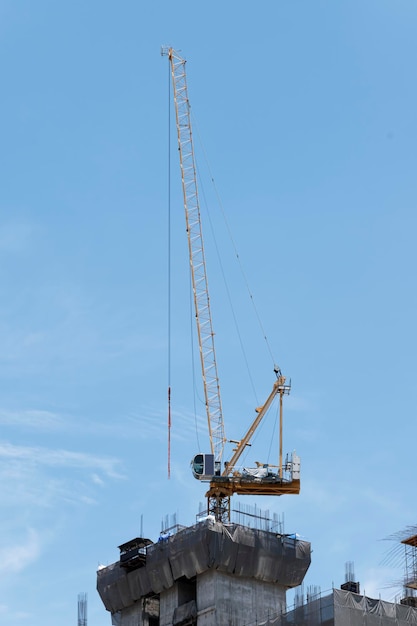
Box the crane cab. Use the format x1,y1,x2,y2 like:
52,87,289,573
191,453,216,481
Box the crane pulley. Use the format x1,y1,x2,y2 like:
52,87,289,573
162,47,300,522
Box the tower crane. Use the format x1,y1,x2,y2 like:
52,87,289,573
162,47,300,522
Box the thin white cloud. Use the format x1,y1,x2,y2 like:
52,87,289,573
0,219,35,253
92,473,105,486
127,405,205,443
286,393,318,413
0,403,203,447
0,327,48,365
0,528,40,577
0,409,64,430
361,566,402,600
79,495,98,505
0,442,124,479
0,442,125,521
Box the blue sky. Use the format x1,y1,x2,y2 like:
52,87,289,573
1,1,416,624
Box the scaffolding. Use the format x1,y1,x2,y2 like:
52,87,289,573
384,525,417,604
402,533,417,598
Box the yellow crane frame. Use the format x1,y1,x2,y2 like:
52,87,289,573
163,47,300,522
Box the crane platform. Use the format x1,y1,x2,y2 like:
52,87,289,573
207,476,301,498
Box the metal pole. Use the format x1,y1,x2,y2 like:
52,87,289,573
279,390,283,479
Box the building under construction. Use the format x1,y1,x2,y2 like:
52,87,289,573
96,519,417,626
97,517,311,626
97,518,417,626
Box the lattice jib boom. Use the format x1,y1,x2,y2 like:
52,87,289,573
164,47,225,463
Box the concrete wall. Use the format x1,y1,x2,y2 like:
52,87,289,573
119,597,159,626
160,583,181,626
119,603,143,626
197,570,286,626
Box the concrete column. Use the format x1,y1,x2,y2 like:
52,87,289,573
197,570,286,626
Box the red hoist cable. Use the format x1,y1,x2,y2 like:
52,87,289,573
168,386,171,479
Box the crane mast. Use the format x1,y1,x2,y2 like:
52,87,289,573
163,47,225,467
